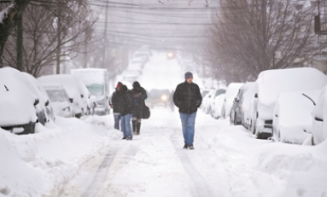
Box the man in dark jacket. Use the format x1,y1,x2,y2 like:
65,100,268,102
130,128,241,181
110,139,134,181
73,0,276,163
131,81,148,135
110,82,123,130
173,72,202,150
120,85,134,140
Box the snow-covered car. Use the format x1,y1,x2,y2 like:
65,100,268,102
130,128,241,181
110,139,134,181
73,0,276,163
211,94,225,119
250,67,327,139
221,83,244,119
43,85,75,118
272,90,320,144
202,89,216,114
0,67,39,134
147,89,169,108
38,75,90,118
71,69,110,116
310,86,327,145
230,82,255,125
241,83,257,130
22,72,55,124
209,89,226,117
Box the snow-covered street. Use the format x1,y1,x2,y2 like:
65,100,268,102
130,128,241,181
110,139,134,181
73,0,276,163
13,108,319,197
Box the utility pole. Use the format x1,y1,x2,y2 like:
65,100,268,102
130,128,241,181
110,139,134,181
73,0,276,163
16,13,23,71
103,0,109,68
56,0,62,74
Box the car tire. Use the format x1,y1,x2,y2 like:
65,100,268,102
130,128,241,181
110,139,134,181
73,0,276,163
233,113,237,125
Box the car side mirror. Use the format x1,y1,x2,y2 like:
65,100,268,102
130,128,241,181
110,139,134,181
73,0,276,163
254,93,258,98
234,98,239,103
69,98,74,103
45,100,49,107
81,94,84,98
34,99,39,106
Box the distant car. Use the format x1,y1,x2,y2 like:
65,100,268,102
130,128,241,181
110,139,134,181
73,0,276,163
309,86,327,145
211,94,225,119
38,75,91,118
0,67,39,135
147,89,170,108
43,85,75,118
272,90,320,144
123,70,140,83
230,83,254,125
250,67,327,139
221,83,244,119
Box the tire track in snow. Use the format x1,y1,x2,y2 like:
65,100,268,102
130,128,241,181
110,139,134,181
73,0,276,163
80,146,119,197
170,131,215,197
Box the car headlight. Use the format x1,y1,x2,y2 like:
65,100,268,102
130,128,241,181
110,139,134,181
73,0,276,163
161,95,168,101
97,98,106,105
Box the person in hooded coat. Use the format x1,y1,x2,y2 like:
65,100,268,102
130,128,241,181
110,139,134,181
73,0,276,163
119,85,134,140
131,81,147,135
109,82,123,130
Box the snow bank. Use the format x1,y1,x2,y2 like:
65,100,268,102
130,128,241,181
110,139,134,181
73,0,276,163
0,115,119,196
251,141,327,196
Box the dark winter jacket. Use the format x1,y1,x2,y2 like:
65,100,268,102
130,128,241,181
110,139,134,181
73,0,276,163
119,85,134,116
173,81,202,114
110,89,123,114
131,82,148,118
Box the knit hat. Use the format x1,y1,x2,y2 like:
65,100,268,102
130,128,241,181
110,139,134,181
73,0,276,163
184,72,193,80
116,82,123,89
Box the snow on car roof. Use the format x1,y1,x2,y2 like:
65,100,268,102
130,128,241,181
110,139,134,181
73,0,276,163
0,67,37,125
257,67,327,106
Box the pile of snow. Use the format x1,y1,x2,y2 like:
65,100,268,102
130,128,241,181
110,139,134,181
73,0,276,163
252,140,327,196
71,69,107,86
0,116,119,196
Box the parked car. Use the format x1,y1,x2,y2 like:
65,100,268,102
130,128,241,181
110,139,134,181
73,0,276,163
22,72,55,124
38,75,90,118
202,89,216,114
210,89,226,116
272,90,320,144
309,86,327,145
43,85,75,118
71,69,110,116
250,67,327,139
241,83,257,130
147,89,170,108
221,83,244,119
230,82,255,125
0,67,39,134
211,94,225,119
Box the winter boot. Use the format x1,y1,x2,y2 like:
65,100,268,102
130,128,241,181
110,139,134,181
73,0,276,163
132,120,137,135
183,144,188,149
136,122,141,135
188,145,194,150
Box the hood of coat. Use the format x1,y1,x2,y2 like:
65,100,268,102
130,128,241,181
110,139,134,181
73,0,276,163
120,85,128,93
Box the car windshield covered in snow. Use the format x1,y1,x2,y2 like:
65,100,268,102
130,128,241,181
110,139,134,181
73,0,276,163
46,89,68,103
86,84,104,97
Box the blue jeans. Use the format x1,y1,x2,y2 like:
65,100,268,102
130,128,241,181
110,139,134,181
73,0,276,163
114,114,121,130
179,112,197,146
121,114,132,138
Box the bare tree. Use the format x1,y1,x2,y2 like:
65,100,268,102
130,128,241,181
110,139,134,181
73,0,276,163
204,0,320,83
1,0,96,76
